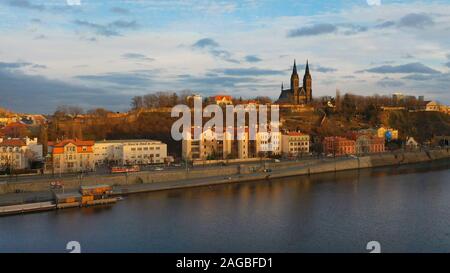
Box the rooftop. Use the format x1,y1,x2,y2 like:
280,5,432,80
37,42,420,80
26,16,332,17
95,139,163,144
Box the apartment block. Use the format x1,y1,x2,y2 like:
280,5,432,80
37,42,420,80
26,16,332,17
281,132,310,156
48,139,95,173
323,136,356,156
0,137,43,170
93,139,167,166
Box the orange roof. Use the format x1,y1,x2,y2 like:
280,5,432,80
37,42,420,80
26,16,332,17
50,139,95,147
4,122,27,128
214,95,232,101
288,132,307,136
0,139,26,147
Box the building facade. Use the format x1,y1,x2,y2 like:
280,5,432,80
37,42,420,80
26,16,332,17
377,127,399,141
277,60,313,105
0,137,43,170
323,137,356,156
182,128,249,161
48,139,95,174
93,139,167,166
352,134,385,155
281,132,310,156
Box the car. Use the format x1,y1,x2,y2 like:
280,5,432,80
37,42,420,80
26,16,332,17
263,169,272,173
154,167,164,171
274,159,281,163
327,154,334,158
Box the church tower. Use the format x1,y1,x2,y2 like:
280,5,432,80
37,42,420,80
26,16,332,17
290,60,300,103
303,60,312,103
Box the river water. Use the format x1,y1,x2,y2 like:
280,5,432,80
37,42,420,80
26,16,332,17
1,160,450,253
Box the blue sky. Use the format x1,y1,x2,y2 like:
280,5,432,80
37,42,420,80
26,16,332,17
1,0,450,113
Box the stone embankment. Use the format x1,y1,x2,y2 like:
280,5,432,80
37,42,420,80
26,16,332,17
0,149,449,204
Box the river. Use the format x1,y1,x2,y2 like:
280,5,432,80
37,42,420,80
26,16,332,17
1,160,450,253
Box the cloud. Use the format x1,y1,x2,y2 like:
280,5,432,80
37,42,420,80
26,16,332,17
377,77,405,88
177,74,261,89
375,13,434,29
295,63,337,73
288,23,337,37
0,61,46,70
315,65,338,73
375,20,396,29
7,0,44,11
402,74,432,81
398,13,434,28
213,67,284,76
110,7,130,15
0,69,128,113
245,55,262,63
288,23,367,37
191,38,239,63
341,24,368,35
122,53,155,62
192,38,220,48
73,19,138,37
360,63,441,74
75,70,157,88
109,20,138,29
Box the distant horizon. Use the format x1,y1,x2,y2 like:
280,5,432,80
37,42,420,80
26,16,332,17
1,0,450,113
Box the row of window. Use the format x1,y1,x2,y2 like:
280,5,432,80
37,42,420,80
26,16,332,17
1,147,21,152
130,147,161,151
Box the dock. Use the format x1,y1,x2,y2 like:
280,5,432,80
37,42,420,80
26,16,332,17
0,201,56,216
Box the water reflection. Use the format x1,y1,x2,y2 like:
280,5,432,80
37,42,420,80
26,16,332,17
0,159,450,253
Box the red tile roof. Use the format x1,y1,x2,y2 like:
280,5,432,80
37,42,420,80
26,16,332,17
50,139,95,147
288,132,307,136
214,95,232,101
0,139,26,147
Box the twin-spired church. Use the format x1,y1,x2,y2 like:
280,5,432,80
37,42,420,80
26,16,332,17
277,60,312,104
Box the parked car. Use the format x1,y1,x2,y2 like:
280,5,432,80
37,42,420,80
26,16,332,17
154,167,164,171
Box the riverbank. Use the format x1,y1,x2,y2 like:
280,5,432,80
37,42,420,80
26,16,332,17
1,148,449,208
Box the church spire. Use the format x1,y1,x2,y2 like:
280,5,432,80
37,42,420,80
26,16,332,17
305,59,310,75
292,59,298,75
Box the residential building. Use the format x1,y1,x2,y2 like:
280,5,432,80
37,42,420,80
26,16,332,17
0,137,43,170
93,139,167,166
48,139,95,174
350,134,385,155
212,95,233,106
182,127,250,161
425,101,441,112
281,132,310,156
255,131,282,156
405,137,419,150
377,127,399,141
323,137,356,156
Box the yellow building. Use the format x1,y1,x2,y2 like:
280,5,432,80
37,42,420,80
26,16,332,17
377,127,399,141
48,139,95,174
281,132,310,156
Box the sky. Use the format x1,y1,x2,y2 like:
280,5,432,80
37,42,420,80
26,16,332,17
0,0,450,113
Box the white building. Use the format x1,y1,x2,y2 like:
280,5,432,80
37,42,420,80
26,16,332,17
0,137,43,170
93,139,167,166
255,131,282,156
